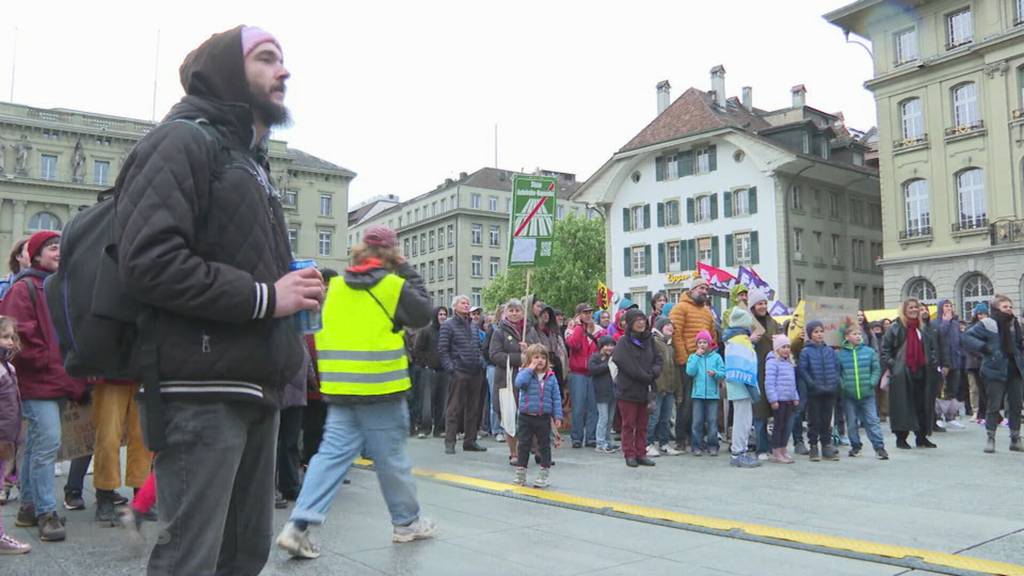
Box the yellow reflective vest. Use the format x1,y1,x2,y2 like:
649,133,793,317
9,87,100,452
316,273,410,397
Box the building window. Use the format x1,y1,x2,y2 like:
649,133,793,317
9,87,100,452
791,185,803,211
850,198,864,225
946,7,973,49
793,228,804,254
318,230,332,256
490,257,500,278
397,216,403,227
440,198,447,212
287,227,298,251
447,256,454,279
631,246,646,276
489,225,500,247
471,288,482,308
1018,0,1024,24
283,190,298,208
505,197,512,213
907,278,937,302
900,98,924,141
471,255,482,278
831,234,841,261
955,168,986,229
471,194,481,209
429,230,436,252
93,160,110,186
697,237,713,263
952,82,979,128
665,153,679,180
667,241,681,273
630,205,645,230
732,189,750,216
451,194,457,208
903,179,931,237
695,147,712,174
40,154,58,180
488,196,498,212
471,223,482,245
834,283,844,297
447,224,455,247
894,27,918,64
734,232,752,265
829,193,841,220
695,195,712,223
816,281,825,294
28,211,61,232
420,233,426,254
315,194,331,217
429,261,436,283
665,200,681,225
796,279,806,302
411,235,419,256
557,205,565,220
403,238,410,257
961,274,993,318
415,207,421,222
438,227,445,247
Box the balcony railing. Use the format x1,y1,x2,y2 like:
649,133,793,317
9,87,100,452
944,120,985,139
893,134,928,150
899,226,932,240
952,217,988,233
991,219,1024,246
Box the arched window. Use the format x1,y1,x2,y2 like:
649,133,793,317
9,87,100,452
906,278,936,302
28,211,61,232
952,82,979,127
955,168,986,230
961,274,993,319
900,98,923,141
902,179,930,237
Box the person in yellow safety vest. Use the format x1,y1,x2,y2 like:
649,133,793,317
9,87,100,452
276,225,436,559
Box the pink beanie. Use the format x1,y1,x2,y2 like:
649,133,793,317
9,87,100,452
241,26,282,58
772,334,791,352
695,329,716,350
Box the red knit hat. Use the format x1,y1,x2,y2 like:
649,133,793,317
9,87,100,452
26,230,60,260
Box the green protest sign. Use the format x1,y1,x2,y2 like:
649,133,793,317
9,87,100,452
508,175,557,268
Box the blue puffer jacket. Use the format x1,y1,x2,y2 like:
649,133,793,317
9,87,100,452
515,368,563,418
764,352,798,403
837,341,880,400
686,351,725,400
798,341,841,397
962,317,1024,383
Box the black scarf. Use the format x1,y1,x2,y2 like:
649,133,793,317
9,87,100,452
991,308,1017,357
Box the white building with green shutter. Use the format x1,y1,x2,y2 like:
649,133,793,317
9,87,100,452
573,67,883,312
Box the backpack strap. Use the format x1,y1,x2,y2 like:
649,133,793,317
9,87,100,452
18,277,36,309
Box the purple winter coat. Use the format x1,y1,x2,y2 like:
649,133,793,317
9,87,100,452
764,352,799,403
0,361,21,446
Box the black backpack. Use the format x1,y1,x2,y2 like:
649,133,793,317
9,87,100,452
45,118,224,448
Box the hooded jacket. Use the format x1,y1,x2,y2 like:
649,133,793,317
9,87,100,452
113,26,303,406
526,305,568,380
611,310,662,403
0,361,21,446
686,348,725,400
722,284,749,330
963,316,1024,382
566,321,603,375
589,350,615,404
514,368,563,418
764,352,798,403
933,300,962,371
837,336,881,400
669,292,716,366
414,307,448,370
652,330,681,395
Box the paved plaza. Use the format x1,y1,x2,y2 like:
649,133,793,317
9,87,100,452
3,421,1022,575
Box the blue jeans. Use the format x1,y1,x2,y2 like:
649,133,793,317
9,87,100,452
843,396,885,451
596,402,615,448
291,400,419,527
691,398,719,451
568,374,598,444
646,392,675,446
21,399,62,515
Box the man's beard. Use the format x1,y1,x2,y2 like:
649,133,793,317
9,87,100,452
690,292,707,305
250,88,291,129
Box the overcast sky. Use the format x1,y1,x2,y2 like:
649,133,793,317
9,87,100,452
2,0,875,207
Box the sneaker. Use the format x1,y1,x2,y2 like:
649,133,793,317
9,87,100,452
707,446,720,457
691,448,703,457
875,448,890,460
444,443,456,455
63,490,85,511
837,435,850,446
660,444,682,456
513,467,526,486
794,441,810,456
38,512,66,542
585,441,597,448
848,446,861,458
934,420,947,431
0,533,31,555
392,517,437,543
822,445,840,461
532,468,550,488
15,504,37,527
645,445,661,458
947,420,966,430
274,492,289,510
1,484,18,505
625,458,639,468
809,446,820,462
594,446,615,454
757,453,770,461
95,490,119,525
572,442,583,449
417,432,427,439
637,457,656,466
110,490,129,506
456,432,465,441
495,433,506,443
276,521,321,559
730,454,760,468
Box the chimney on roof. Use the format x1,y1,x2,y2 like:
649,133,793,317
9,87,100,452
741,86,753,111
710,65,726,108
791,84,807,108
656,80,671,115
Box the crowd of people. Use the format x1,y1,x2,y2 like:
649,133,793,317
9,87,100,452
0,23,1021,576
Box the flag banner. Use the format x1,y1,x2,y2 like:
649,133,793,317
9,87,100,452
596,282,614,310
697,262,737,292
768,301,791,317
736,266,775,301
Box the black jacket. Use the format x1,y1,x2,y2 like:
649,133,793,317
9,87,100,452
414,307,447,370
612,332,662,404
589,351,614,404
439,313,484,374
114,26,302,406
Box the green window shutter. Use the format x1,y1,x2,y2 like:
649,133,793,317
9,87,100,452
645,291,653,311
655,157,665,182
710,194,719,220
624,247,631,277
749,187,758,214
680,151,694,177
708,145,717,172
658,242,666,273
723,191,733,218
685,239,697,270
643,204,651,229
725,234,735,267
657,202,665,227
712,236,720,267
622,207,631,232
686,198,695,223
751,231,760,264
644,245,652,275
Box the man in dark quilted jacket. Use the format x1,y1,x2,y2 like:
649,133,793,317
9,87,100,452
114,26,324,576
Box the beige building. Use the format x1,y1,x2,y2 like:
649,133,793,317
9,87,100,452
827,0,1024,317
0,101,353,272
348,167,590,309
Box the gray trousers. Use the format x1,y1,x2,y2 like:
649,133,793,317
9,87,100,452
142,399,279,576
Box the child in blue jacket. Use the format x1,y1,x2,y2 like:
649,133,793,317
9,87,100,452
798,321,842,462
514,344,563,488
687,330,725,456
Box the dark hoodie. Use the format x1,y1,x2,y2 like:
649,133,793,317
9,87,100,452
415,306,449,370
611,309,663,403
114,26,303,405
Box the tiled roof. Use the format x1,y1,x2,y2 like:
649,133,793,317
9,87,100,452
619,87,771,153
288,147,356,177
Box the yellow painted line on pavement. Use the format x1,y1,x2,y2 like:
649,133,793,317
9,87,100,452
354,458,1024,576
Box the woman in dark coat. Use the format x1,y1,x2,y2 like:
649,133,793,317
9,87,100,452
489,299,527,464
612,309,663,468
881,298,939,449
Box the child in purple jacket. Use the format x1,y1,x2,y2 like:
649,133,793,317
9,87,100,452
764,335,799,464
514,344,563,489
